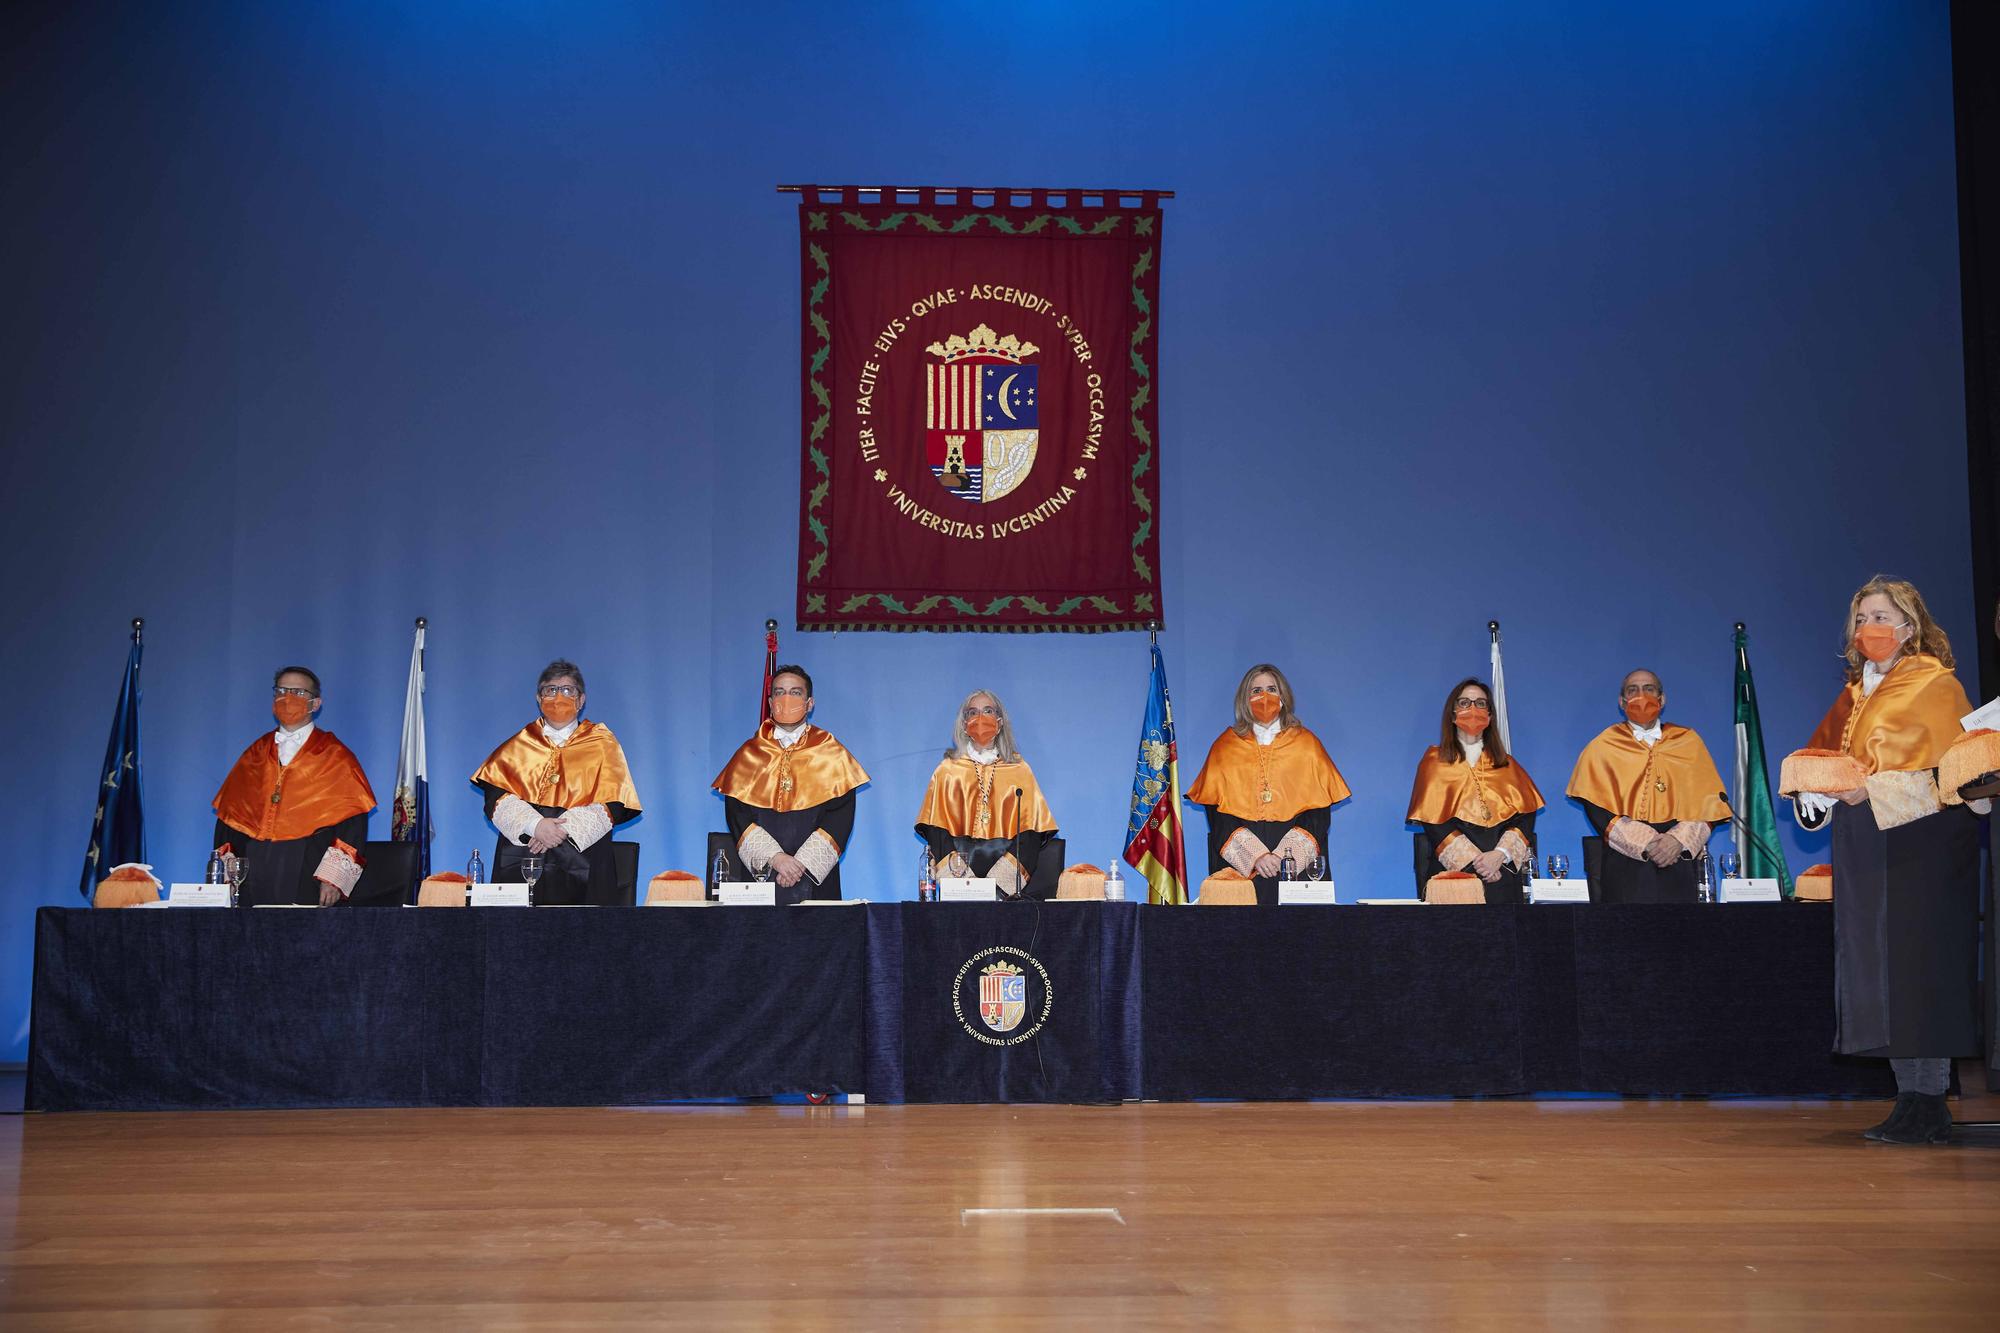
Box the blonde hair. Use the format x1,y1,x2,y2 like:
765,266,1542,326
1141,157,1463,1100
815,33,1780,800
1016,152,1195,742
947,688,1020,762
1231,663,1300,737
1841,575,1953,679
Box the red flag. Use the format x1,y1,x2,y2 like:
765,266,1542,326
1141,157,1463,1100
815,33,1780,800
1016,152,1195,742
759,624,778,724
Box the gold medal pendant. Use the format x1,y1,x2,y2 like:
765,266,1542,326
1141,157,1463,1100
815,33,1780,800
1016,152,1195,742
1655,778,1667,793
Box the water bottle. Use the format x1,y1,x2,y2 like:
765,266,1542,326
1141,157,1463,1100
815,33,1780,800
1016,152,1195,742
1697,849,1714,904
205,851,228,885
711,849,729,896
1279,851,1297,883
1104,860,1126,901
466,849,485,886
918,849,938,903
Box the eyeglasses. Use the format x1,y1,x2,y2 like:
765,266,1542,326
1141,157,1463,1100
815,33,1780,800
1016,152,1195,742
272,686,317,699
537,684,580,700
1452,699,1490,713
962,704,999,719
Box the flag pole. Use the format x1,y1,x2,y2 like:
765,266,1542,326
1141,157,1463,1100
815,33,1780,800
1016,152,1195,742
131,617,143,645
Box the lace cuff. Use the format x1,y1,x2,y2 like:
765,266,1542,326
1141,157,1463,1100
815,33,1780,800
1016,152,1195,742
1435,831,1478,872
1866,769,1941,831
494,794,541,845
1666,821,1709,860
1274,827,1320,871
737,823,783,875
796,829,842,884
559,803,613,851
1607,816,1655,861
1497,828,1532,869
1221,826,1270,876
313,839,365,896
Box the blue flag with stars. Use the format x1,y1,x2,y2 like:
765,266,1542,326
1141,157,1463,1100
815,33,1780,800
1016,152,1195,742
80,631,146,898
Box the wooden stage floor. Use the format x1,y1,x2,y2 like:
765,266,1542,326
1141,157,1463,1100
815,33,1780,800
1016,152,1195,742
4,1090,1998,1329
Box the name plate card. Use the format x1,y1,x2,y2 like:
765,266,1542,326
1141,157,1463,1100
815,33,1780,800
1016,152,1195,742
1962,696,2000,731
717,882,778,906
468,883,531,907
1720,877,1782,903
1277,880,1339,905
167,884,230,907
938,878,999,902
1528,878,1590,905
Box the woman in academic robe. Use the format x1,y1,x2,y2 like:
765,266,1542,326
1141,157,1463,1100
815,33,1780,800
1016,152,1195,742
914,689,1058,899
1565,668,1732,904
1406,678,1545,904
212,665,374,906
471,658,641,906
1789,577,1985,1145
1185,663,1351,906
712,664,870,904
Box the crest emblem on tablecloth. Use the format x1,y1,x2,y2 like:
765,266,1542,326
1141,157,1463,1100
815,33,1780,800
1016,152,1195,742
925,323,1039,503
978,961,1027,1033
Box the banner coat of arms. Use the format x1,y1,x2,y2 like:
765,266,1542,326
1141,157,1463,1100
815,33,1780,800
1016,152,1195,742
796,187,1166,632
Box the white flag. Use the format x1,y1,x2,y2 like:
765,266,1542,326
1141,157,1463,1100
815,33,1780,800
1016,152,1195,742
391,622,431,874
1489,622,1513,754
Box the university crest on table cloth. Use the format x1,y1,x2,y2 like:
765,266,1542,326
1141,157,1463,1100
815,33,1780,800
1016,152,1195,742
925,324,1039,503
979,960,1028,1033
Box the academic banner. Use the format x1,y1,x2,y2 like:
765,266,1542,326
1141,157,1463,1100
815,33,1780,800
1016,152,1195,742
796,188,1166,632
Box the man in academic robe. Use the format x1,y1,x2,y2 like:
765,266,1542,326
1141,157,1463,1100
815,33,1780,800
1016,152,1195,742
712,664,870,904
471,658,641,906
212,665,374,906
1566,668,1732,904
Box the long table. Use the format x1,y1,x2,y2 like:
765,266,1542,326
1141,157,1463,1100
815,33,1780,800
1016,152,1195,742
26,902,1892,1111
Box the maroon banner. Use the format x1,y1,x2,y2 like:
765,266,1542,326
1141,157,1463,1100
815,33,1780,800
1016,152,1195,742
797,190,1165,632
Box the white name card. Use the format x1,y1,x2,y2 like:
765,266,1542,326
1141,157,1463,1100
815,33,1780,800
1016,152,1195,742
717,882,778,906
938,877,999,902
167,883,230,907
1528,878,1590,904
1963,697,2000,731
1278,880,1338,905
1720,877,1782,903
469,883,531,907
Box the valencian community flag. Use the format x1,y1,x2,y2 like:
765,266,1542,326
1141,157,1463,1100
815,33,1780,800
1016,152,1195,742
1731,624,1792,896
390,620,431,877
80,626,145,898
1123,640,1188,904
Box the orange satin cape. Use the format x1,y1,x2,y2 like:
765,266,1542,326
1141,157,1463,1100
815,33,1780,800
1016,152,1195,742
1805,654,1973,775
470,720,642,811
1565,724,1731,823
916,756,1056,839
1405,747,1546,826
1184,726,1352,822
214,729,376,843
712,722,870,811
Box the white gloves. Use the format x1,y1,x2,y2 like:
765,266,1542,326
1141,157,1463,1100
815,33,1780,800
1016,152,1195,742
1795,791,1836,823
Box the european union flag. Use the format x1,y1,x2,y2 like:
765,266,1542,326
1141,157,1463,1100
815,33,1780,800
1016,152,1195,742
80,626,146,898
980,365,1037,429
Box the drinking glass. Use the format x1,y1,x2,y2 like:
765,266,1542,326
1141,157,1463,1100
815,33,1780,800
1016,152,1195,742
520,854,543,906
1718,851,1740,880
1308,855,1327,881
1547,853,1570,881
226,852,246,908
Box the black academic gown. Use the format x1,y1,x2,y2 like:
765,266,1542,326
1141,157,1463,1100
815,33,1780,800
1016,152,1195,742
481,786,636,906
1417,813,1537,906
1580,803,1714,904
724,792,856,905
214,814,369,908
918,825,1054,900
1201,808,1333,907
1830,800,1982,1057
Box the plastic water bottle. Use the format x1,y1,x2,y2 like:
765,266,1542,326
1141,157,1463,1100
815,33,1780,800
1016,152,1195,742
1279,851,1297,883
1104,860,1126,901
466,849,485,886
711,849,729,895
918,849,938,903
205,851,228,885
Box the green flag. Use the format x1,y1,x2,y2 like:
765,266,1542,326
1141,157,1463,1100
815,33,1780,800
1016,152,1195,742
1731,625,1793,896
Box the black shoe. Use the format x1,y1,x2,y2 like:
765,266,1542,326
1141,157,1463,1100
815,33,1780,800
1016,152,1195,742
1879,1093,1952,1145
1863,1093,1915,1141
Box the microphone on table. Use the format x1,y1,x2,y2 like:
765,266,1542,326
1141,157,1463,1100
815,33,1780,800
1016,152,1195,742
1009,787,1025,899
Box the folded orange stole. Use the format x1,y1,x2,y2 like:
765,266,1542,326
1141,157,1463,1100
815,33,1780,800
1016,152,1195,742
1806,654,1973,775
1184,725,1351,821
213,729,375,843
470,720,642,810
916,756,1056,838
712,721,870,811
1405,746,1545,826
1565,724,1731,824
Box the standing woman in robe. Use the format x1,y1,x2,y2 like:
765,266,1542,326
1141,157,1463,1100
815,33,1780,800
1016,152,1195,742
1789,577,1986,1145
1185,663,1351,906
915,689,1059,899
1406,678,1545,903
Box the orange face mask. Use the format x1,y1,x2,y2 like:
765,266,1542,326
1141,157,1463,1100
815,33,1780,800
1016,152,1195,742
1454,706,1491,736
1852,623,1905,664
273,695,313,728
540,696,580,726
771,695,808,726
1248,694,1282,725
1623,695,1662,726
965,714,1000,747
